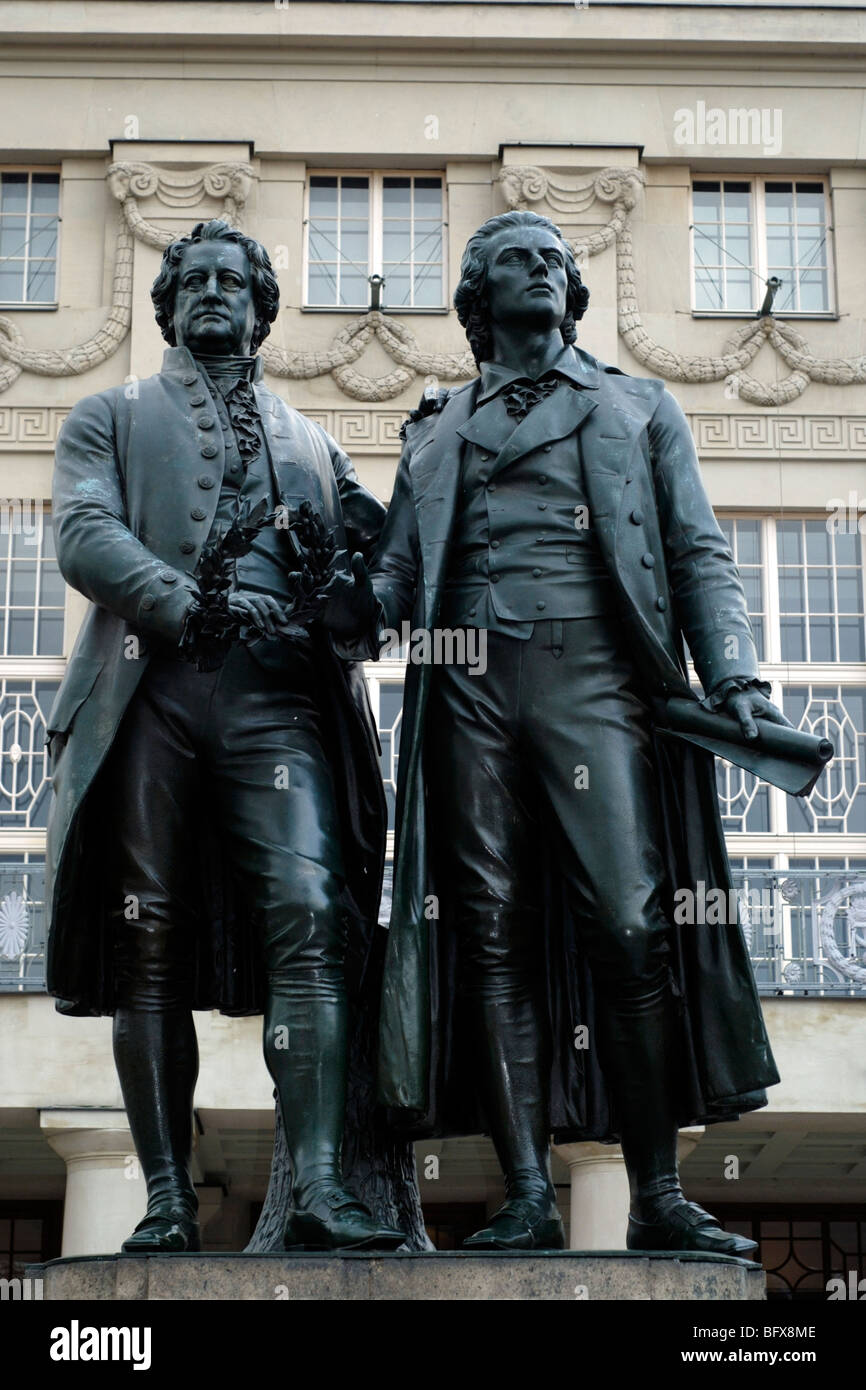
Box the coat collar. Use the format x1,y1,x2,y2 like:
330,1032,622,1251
476,343,599,404
160,344,265,383
459,375,598,476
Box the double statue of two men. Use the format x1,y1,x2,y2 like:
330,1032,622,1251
44,210,787,1258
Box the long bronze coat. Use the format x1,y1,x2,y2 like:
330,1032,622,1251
366,346,781,1141
46,346,387,1017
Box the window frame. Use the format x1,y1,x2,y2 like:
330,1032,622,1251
302,169,448,314
689,175,836,319
708,513,866,856
0,167,62,311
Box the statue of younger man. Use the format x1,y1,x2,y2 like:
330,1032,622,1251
332,211,789,1255
45,220,405,1254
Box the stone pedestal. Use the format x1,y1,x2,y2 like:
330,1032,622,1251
32,1250,765,1301
40,1109,144,1257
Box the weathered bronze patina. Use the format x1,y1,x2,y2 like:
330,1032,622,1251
45,220,410,1254
338,211,806,1255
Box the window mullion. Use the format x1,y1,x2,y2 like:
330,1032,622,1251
765,516,782,664
754,176,767,290
370,173,383,281
23,172,32,305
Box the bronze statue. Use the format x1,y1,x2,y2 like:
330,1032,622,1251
334,210,795,1255
44,220,407,1254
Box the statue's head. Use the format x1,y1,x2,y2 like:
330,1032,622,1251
151,219,280,357
453,211,589,366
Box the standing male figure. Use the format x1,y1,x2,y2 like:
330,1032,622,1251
45,219,405,1254
334,211,787,1254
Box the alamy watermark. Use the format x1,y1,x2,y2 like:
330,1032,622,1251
674,100,782,156
380,622,487,675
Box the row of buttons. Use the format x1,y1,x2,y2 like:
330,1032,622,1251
628,504,667,609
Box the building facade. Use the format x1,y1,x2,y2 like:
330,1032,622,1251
0,0,864,1297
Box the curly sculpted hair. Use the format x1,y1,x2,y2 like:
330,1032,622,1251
453,210,590,366
151,219,280,354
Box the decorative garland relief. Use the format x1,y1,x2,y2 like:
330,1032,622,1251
0,159,863,406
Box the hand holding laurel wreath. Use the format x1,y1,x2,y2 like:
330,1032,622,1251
179,496,343,670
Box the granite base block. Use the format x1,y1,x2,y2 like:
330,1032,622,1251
31,1250,766,1301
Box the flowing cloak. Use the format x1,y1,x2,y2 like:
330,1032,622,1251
45,347,387,1018
363,349,782,1142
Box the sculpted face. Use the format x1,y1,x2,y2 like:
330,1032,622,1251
483,225,569,337
172,240,256,357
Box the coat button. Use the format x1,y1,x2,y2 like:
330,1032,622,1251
180,540,196,554
656,595,668,611
197,475,215,489
538,475,548,485
491,539,501,549
191,506,207,520
536,601,546,610
189,393,206,407
141,594,155,610
182,374,197,386
197,416,216,430
532,568,542,577
478,474,488,484
487,483,496,493
642,552,655,568
630,509,644,525
468,608,477,617
543,444,552,453
200,443,218,458
491,573,500,584
160,571,178,584
479,454,490,463
538,502,547,510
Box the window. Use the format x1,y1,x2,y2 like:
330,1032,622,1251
0,172,60,306
712,517,865,842
305,173,445,310
0,506,64,951
714,1207,866,1301
692,178,832,315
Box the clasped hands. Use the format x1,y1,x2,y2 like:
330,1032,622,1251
227,551,376,642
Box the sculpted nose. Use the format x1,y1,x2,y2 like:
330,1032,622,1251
200,273,222,300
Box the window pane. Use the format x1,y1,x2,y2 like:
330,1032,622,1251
340,177,369,213
414,271,443,307
781,617,807,662
28,222,58,259
836,574,863,613
307,266,337,305
777,521,803,564
26,260,55,302
798,269,828,312
30,174,59,213
837,617,865,662
36,611,64,656
805,521,832,565
0,174,28,213
338,271,367,307
0,266,23,301
340,229,368,268
779,571,804,611
309,177,338,217
383,177,411,213
737,520,761,564
0,217,27,258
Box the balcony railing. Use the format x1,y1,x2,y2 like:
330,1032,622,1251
0,862,864,997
